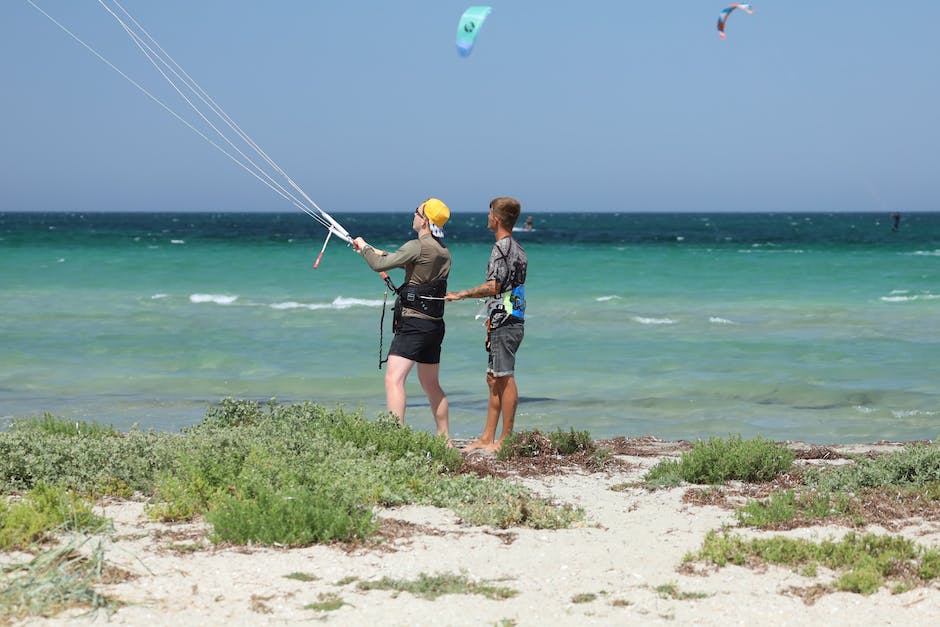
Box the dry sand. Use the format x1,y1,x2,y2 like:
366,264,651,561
16,439,940,626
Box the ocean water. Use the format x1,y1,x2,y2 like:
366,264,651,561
2,211,938,443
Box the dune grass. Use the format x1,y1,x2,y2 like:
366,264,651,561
0,538,123,620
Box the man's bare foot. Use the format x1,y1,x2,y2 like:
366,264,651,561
466,438,499,452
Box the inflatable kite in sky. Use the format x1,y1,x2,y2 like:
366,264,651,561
456,6,492,57
717,4,754,40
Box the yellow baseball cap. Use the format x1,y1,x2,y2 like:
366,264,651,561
421,198,450,227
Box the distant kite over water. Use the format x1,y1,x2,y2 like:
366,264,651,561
717,4,754,40
456,6,492,57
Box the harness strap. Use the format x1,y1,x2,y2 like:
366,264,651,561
378,272,397,369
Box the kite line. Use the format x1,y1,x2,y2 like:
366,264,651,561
24,0,351,266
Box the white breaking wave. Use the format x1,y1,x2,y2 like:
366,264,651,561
333,296,384,308
170,239,185,244
891,409,940,418
709,317,736,325
596,295,621,302
270,297,384,311
632,316,676,325
907,250,940,257
190,294,238,305
880,293,940,303
738,249,805,254
151,293,168,300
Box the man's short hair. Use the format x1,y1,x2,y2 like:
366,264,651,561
490,197,521,230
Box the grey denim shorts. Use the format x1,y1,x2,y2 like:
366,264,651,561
487,322,524,377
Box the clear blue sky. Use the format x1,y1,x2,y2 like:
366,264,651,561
2,1,939,213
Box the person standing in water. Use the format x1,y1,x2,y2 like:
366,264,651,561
446,197,527,452
353,199,452,444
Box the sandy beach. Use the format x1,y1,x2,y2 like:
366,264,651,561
4,437,937,626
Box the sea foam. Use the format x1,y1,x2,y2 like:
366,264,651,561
632,316,675,325
270,297,384,310
880,292,939,303
190,294,238,305
709,317,736,324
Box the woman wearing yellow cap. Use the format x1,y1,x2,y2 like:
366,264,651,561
352,199,452,443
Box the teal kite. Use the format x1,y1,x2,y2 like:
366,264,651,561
456,6,492,57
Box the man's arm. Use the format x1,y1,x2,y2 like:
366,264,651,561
445,279,499,301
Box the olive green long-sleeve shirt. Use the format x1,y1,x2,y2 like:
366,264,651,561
363,233,450,319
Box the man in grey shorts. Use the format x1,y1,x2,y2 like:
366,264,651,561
446,197,527,452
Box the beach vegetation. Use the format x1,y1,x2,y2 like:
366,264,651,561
644,435,794,486
688,530,940,595
284,572,318,582
0,423,182,495
609,482,642,492
303,592,346,612
803,441,940,493
356,572,518,600
424,475,582,529
0,483,109,550
496,430,551,460
207,483,375,546
735,489,861,528
7,414,117,438
549,428,596,455
571,592,596,603
2,400,582,547
496,427,608,467
163,542,204,553
0,538,124,621
653,582,708,600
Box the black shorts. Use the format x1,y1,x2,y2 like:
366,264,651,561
389,315,445,364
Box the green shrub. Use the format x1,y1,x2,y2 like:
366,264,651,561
0,483,109,550
736,489,859,527
3,401,583,547
496,430,552,461
804,442,940,493
645,435,794,486
207,485,374,546
689,530,933,596
0,428,179,494
549,428,596,455
643,459,683,488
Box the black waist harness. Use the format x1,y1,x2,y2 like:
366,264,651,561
395,277,447,321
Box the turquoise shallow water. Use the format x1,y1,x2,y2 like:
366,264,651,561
2,211,938,442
